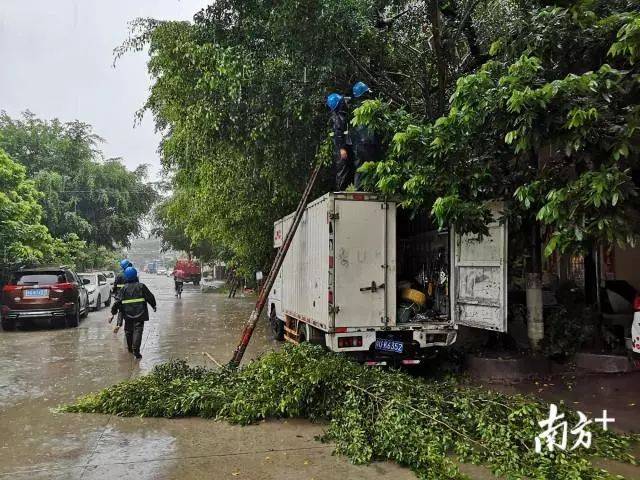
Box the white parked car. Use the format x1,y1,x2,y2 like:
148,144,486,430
157,268,167,276
79,272,112,311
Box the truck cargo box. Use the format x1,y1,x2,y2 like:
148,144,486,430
269,192,508,359
272,192,396,333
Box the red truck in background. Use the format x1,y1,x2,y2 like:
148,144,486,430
173,260,202,286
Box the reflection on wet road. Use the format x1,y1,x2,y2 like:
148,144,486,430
0,275,413,480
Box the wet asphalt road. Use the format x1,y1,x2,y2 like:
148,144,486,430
0,275,414,480
2,276,639,479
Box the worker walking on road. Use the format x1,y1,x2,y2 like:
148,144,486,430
109,266,156,359
351,81,381,190
110,259,132,333
327,92,353,191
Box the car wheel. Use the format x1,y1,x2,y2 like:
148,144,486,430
66,303,80,328
81,295,89,318
105,294,111,307
95,295,102,312
1,318,16,331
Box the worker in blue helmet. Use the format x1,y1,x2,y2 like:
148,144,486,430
113,259,132,296
109,266,156,359
327,92,354,191
109,259,133,333
351,81,381,190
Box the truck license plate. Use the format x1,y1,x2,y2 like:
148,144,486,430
24,288,48,298
375,339,403,354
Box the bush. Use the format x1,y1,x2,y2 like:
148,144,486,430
541,306,590,360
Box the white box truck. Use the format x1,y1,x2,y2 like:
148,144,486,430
268,192,508,364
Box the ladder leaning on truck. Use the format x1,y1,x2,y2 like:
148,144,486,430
228,162,322,368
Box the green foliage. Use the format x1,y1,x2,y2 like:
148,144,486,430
609,12,640,64
0,112,158,248
540,307,590,360
124,0,507,272
152,197,227,263
0,148,56,264
0,146,114,269
72,242,121,272
63,344,638,479
364,1,640,254
537,166,638,255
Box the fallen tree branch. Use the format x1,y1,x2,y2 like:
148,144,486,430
345,381,488,451
203,352,223,368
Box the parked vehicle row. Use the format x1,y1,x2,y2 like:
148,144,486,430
1,266,117,331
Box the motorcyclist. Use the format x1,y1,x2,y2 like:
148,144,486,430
110,259,132,333
109,266,156,359
327,93,353,191
350,81,381,190
173,269,184,297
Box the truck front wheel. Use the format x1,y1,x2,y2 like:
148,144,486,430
269,306,284,341
297,324,306,343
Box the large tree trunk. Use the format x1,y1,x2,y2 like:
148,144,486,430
428,0,447,117
526,221,544,350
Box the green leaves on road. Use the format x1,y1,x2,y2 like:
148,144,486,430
63,344,638,479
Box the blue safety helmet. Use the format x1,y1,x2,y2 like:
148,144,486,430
124,266,138,282
326,93,343,111
120,259,132,270
352,81,370,98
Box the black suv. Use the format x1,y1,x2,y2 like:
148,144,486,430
1,266,90,330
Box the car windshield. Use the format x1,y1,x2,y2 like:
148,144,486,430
79,274,96,284
12,271,65,286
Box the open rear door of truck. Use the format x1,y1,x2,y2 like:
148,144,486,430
450,204,508,332
333,196,396,329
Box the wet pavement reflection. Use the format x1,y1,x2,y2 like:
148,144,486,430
0,275,413,480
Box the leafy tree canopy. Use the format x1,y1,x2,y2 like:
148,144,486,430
125,0,502,272
126,0,640,270
0,147,70,265
359,0,640,254
0,111,158,248
152,196,228,263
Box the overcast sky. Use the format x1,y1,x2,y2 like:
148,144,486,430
0,0,209,179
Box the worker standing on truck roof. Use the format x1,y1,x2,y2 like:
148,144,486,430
109,266,156,359
110,259,132,334
351,81,381,191
327,93,353,191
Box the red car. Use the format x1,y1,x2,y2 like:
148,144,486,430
1,266,90,330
